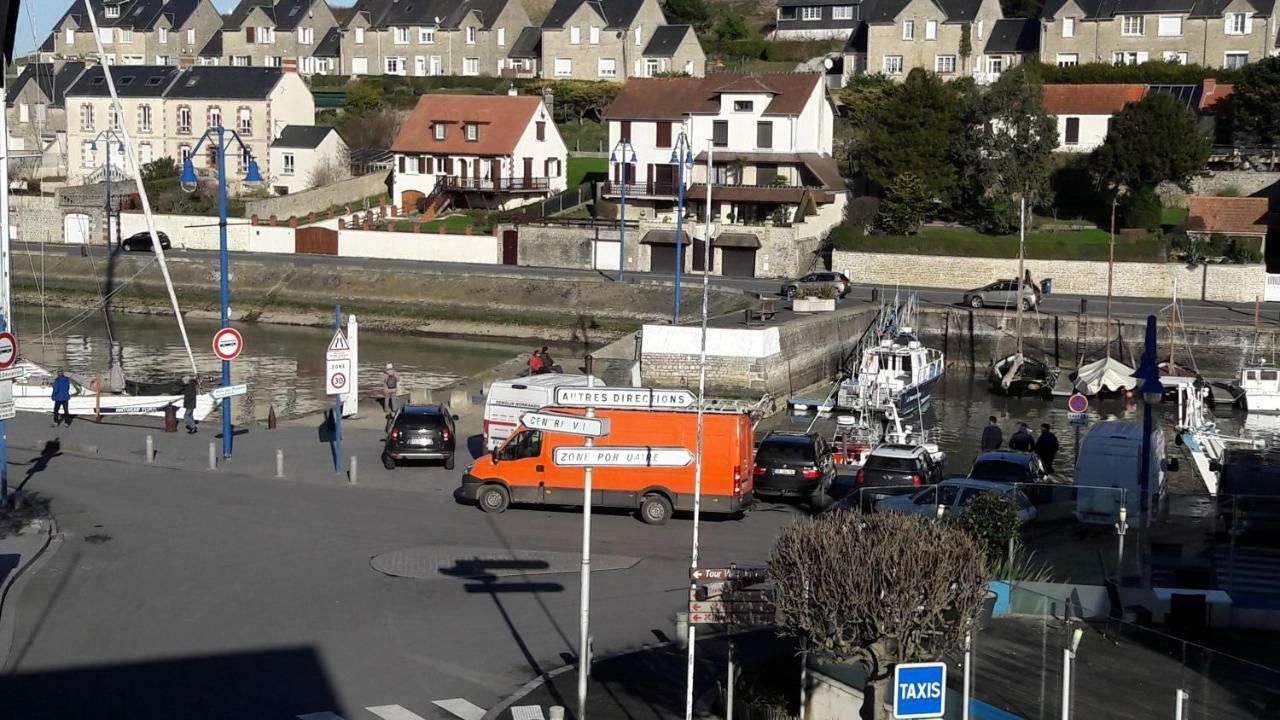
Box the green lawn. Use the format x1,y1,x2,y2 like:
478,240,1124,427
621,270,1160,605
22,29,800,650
1161,207,1190,226
392,212,488,233
567,156,608,187
832,226,1168,262
558,120,607,153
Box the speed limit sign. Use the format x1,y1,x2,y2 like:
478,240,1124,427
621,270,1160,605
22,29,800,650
326,359,350,395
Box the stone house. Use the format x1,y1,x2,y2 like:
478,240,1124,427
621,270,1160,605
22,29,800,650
1039,0,1279,69
218,0,342,74
268,124,348,194
775,0,871,40
390,92,568,211
43,0,223,67
603,73,846,278
1186,195,1270,241
5,61,89,179
538,0,705,81
845,0,1006,82
338,0,531,78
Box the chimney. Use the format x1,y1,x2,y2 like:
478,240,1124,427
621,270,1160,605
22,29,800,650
542,86,554,117
507,83,517,96
1203,78,1216,97
282,57,298,73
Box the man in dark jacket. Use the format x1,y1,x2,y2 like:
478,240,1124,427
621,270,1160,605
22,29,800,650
182,375,199,433
51,369,71,427
1009,422,1035,452
1035,424,1060,473
980,416,1002,451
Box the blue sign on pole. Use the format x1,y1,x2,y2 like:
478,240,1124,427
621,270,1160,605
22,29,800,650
893,662,947,719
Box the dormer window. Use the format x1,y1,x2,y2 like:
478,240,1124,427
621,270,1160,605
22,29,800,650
433,122,446,140
104,5,120,18
465,123,478,141
733,100,753,112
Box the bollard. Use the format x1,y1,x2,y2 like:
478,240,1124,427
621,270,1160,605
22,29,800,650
276,449,284,478
146,434,154,463
267,405,277,430
208,442,216,470
549,707,565,720
675,612,689,650
349,456,358,484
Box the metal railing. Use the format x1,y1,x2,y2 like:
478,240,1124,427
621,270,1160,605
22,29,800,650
439,177,551,192
601,181,678,197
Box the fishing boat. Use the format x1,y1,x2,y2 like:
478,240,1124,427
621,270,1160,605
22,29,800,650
989,197,1060,399
1232,359,1280,413
1172,376,1264,495
831,403,944,470
837,327,943,416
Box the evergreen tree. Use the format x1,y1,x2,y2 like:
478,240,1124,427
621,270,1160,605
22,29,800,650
1090,92,1209,193
860,69,966,209
877,173,931,235
1232,56,1280,144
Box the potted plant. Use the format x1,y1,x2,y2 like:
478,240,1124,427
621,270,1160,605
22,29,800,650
792,284,837,313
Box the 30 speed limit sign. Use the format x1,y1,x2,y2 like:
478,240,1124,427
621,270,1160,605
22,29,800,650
326,359,350,396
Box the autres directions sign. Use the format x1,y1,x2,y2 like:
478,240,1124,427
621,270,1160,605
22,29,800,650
553,387,697,410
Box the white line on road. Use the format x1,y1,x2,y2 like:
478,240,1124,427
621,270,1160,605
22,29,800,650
298,714,345,720
366,705,429,720
431,698,486,720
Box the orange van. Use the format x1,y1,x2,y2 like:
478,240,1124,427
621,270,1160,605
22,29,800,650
459,407,755,524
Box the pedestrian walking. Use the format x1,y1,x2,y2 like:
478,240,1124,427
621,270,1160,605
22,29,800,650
980,416,1002,451
381,363,400,417
526,349,544,376
1035,423,1060,473
1009,422,1034,452
536,346,561,374
51,369,71,427
182,375,200,433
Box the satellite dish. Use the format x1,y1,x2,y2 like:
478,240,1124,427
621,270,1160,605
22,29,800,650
823,57,834,70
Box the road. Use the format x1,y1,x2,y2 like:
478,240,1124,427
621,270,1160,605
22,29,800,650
16,242,1278,327
0,448,801,720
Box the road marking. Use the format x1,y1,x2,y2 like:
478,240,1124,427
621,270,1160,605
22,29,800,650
431,698,486,720
366,705,429,720
298,714,345,720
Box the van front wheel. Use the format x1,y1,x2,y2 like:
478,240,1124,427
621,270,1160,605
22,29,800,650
639,494,672,525
477,484,510,514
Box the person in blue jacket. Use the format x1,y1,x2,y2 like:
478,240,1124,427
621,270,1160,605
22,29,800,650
51,369,72,427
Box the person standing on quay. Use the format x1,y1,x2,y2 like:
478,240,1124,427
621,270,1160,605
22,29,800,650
980,416,1002,451
51,369,71,427
182,375,200,433
1035,424,1060,473
382,363,400,418
1009,422,1035,452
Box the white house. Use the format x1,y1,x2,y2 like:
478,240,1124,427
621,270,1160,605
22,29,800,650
269,125,348,195
1043,83,1146,153
390,92,568,213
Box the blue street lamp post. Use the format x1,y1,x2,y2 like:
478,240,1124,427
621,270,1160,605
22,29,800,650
610,139,636,281
670,133,694,324
90,131,125,250
1132,315,1164,528
179,126,262,459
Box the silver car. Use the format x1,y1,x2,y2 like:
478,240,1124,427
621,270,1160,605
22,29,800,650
963,279,1039,310
874,478,1038,524
781,272,851,299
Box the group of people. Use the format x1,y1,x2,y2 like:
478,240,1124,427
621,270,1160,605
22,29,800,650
525,347,561,376
980,416,1059,472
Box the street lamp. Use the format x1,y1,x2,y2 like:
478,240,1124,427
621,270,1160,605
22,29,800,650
609,138,637,281
1131,315,1164,529
669,131,695,324
90,130,126,250
179,125,262,459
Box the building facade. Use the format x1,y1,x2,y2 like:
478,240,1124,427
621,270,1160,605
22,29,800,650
5,62,89,179
218,0,344,74
856,0,1006,81
775,0,871,40
269,124,348,194
339,0,532,78
538,0,705,80
44,0,223,67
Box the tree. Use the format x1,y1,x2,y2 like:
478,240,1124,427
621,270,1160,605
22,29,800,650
712,13,750,42
769,512,988,718
341,78,383,116
1090,92,1209,193
958,491,1021,559
141,156,179,181
339,108,404,151
1232,56,1280,144
307,158,350,190
860,69,965,208
877,172,930,235
663,0,711,31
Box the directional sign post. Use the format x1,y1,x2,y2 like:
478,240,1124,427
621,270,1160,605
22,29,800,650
554,386,697,410
522,411,610,438
208,384,248,400
1067,392,1089,425
0,331,16,369
211,327,242,459
893,662,947,719
690,566,769,584
0,318,12,505
327,310,349,474
552,446,694,468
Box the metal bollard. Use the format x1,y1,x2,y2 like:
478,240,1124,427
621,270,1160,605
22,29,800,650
208,442,216,470
349,456,357,484
675,612,689,650
276,449,284,478
146,435,154,463
549,707,565,720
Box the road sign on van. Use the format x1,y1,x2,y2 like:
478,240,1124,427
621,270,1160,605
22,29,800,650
522,411,610,437
554,387,697,410
893,662,947,719
552,445,694,467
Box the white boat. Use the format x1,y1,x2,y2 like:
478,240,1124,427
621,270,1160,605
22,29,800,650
831,404,944,470
1171,376,1263,495
1072,356,1138,397
1233,360,1280,413
837,328,944,416
11,362,215,421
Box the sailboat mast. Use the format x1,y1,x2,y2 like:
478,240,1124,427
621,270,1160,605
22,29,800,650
1168,279,1177,370
1015,195,1025,360
0,83,10,325
1107,197,1116,360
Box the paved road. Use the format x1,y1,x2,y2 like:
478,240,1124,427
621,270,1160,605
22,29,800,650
17,242,1279,327
0,446,802,720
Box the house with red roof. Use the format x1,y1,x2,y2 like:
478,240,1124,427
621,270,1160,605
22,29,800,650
1187,195,1270,240
1042,83,1147,153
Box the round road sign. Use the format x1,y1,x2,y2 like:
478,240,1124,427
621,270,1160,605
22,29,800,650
0,331,16,369
212,327,244,361
328,371,347,392
1068,393,1089,414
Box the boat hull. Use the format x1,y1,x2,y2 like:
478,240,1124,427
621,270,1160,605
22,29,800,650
1241,391,1280,414
988,355,1058,399
14,389,216,421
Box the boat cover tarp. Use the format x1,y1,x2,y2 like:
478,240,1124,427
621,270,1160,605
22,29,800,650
1074,357,1138,395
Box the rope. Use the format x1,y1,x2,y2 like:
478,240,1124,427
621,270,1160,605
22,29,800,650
26,258,159,342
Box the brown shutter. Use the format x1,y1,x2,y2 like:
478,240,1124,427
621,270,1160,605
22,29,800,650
445,157,454,174
491,158,501,183
536,121,546,140
473,158,481,178
246,27,255,42
620,121,630,141
398,156,406,173
656,121,671,148
1065,117,1080,145
417,156,426,173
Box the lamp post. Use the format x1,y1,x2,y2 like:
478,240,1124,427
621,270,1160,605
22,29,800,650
90,129,126,251
1061,627,1083,720
669,131,694,324
609,138,636,281
179,126,263,460
1131,314,1164,529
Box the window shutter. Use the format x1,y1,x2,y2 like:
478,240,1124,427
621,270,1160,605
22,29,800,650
1245,14,1254,33
445,157,454,174
1065,117,1079,144
246,27,255,42
620,121,630,141
536,121,546,140
418,156,426,173
656,121,671,147
399,156,406,173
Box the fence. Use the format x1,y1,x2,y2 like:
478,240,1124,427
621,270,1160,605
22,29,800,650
530,183,592,218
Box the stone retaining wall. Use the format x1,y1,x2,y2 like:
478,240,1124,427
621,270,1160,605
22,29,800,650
243,171,390,220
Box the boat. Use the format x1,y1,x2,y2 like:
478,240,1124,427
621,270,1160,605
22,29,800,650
1069,198,1135,397
836,328,943,416
1171,376,1264,495
988,196,1060,399
831,403,944,470
1158,280,1204,398
1232,359,1280,413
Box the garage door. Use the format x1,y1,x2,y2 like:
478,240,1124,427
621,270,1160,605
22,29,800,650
64,213,91,245
593,240,619,271
720,247,756,278
650,244,676,274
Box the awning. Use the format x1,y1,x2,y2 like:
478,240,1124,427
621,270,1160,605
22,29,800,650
640,230,678,245
715,232,761,248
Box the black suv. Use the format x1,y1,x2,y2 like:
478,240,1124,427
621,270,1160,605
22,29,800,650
119,231,172,252
852,444,945,506
382,404,458,470
752,432,836,506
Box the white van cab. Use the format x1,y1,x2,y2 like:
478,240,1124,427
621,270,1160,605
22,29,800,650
1074,420,1169,527
483,374,604,451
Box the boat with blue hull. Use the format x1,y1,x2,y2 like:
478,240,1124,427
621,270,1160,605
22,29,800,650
838,329,944,417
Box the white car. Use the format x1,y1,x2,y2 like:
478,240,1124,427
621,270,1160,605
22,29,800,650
874,478,1037,524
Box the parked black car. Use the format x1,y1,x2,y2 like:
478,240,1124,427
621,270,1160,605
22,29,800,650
852,444,945,506
383,404,458,470
752,432,836,506
119,231,172,252
967,450,1060,505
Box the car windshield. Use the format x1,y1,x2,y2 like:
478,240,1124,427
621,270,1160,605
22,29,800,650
758,440,815,463
969,460,1028,483
864,456,917,472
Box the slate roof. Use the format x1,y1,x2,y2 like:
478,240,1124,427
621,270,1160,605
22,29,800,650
777,0,867,5
605,73,823,120
65,64,181,97
272,124,339,149
165,66,285,99
56,0,206,32
1041,0,1272,20
984,18,1040,53
508,26,543,58
198,30,223,56
842,21,869,52
363,0,511,29
643,25,693,57
934,0,985,22
391,94,545,155
314,26,343,56
1042,83,1146,114
1187,196,1270,235
542,0,647,29
7,62,88,108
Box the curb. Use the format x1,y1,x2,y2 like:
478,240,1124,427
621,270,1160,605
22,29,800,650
9,441,99,458
0,513,58,671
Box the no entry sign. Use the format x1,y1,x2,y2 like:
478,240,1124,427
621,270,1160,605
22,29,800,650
0,331,17,369
212,327,243,361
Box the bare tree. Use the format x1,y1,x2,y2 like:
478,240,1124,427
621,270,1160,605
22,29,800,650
339,108,405,152
769,511,988,718
307,158,350,190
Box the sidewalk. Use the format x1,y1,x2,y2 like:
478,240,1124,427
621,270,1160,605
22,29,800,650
0,510,55,669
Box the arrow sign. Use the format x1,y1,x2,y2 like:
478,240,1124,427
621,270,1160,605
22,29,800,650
552,445,694,468
690,567,769,583
208,384,248,400
689,612,775,625
553,386,697,410
522,411,610,437
689,600,775,613
0,366,28,381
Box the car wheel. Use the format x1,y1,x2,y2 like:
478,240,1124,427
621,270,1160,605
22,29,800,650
444,455,455,470
382,453,396,470
120,243,131,252
639,493,672,525
968,296,983,308
477,483,510,513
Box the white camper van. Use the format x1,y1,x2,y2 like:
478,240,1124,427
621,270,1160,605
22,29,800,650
483,374,604,451
1074,421,1168,527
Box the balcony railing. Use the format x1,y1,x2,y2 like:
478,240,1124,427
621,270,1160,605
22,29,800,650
601,181,678,198
439,177,550,193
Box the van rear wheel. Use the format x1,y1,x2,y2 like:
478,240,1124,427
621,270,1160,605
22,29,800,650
477,484,510,513
639,494,672,525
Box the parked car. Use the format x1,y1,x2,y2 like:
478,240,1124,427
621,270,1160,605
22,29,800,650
753,431,837,506
874,478,1037,524
383,404,458,470
851,444,945,505
962,279,1039,310
781,272,851,300
118,231,172,252
967,450,1060,505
